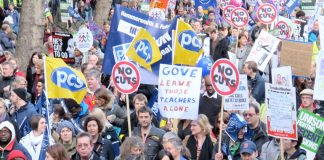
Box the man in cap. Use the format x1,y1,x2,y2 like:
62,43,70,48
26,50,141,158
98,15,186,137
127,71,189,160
299,89,316,113
9,88,37,137
0,121,31,159
240,140,259,160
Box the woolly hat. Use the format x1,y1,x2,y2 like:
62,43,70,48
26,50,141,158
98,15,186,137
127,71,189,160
56,120,76,136
12,88,28,102
7,150,28,160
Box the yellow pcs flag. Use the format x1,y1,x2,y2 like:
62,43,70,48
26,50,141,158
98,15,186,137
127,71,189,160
173,20,203,66
126,28,162,72
45,57,88,103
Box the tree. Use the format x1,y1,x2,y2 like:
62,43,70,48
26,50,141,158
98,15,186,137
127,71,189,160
93,0,112,26
16,0,46,70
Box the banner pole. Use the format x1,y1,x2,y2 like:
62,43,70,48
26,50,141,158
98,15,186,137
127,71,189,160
280,138,285,160
218,96,225,153
126,94,132,137
235,28,239,54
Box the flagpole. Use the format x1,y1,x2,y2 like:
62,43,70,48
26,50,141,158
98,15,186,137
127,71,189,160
43,58,51,136
126,94,132,137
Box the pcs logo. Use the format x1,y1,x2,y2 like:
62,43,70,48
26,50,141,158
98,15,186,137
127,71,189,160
135,40,152,63
178,30,202,52
51,67,86,92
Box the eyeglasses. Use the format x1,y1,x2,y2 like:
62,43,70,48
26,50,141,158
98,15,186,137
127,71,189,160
243,113,255,117
217,120,228,124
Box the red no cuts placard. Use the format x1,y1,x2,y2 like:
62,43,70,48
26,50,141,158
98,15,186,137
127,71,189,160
112,61,141,94
210,59,240,96
230,7,249,28
257,3,277,24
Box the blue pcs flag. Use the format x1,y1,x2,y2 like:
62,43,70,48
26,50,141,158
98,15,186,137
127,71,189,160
194,0,217,10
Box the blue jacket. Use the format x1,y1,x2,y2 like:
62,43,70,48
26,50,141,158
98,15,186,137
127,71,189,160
13,102,37,137
0,31,14,50
6,9,20,33
248,73,265,104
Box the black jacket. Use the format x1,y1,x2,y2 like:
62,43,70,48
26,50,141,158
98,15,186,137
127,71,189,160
186,135,214,160
72,151,104,160
93,136,115,160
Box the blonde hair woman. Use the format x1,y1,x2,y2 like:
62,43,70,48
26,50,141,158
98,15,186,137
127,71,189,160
184,114,214,160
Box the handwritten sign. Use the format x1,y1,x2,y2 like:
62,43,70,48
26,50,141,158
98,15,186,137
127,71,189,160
224,74,249,110
158,64,202,120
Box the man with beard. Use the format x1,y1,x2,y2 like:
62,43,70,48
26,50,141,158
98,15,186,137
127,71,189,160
132,107,165,160
199,76,222,126
0,121,31,159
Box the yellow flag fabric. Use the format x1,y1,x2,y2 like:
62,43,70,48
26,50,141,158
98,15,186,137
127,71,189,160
45,57,87,103
173,19,203,66
126,28,162,72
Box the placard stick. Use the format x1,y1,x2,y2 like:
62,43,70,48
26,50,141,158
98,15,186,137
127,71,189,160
235,28,240,54
218,97,225,153
126,94,132,137
280,138,285,160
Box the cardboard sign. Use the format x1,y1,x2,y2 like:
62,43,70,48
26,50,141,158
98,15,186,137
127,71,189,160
52,32,75,64
75,27,93,53
230,7,249,28
224,74,249,110
314,50,324,101
271,66,293,87
281,40,312,76
265,83,297,140
112,61,141,94
298,109,324,160
158,64,202,120
223,5,236,24
257,3,277,24
210,59,240,96
246,30,280,72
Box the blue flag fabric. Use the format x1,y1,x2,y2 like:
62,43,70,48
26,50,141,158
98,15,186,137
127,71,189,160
148,88,161,122
194,0,217,10
284,0,301,18
225,113,247,142
38,91,51,160
68,6,84,21
102,5,177,84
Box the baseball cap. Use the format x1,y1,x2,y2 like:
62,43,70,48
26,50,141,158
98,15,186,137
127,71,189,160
300,89,313,96
240,140,257,154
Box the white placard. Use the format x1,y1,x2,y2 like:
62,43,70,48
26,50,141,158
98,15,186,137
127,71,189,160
271,66,293,87
224,74,249,110
158,64,202,120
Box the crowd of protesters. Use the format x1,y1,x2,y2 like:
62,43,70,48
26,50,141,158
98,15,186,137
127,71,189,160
0,0,323,160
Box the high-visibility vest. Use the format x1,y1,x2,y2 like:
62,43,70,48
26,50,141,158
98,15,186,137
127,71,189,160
0,0,23,9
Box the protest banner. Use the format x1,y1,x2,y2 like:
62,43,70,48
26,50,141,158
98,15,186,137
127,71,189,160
194,0,217,10
230,7,249,28
297,109,324,160
173,19,204,66
221,0,231,8
210,59,240,153
112,61,141,94
227,51,239,68
126,28,162,72
291,19,309,42
314,50,324,100
158,64,202,120
60,0,73,23
150,0,169,14
284,0,301,17
224,74,249,111
246,30,280,72
275,20,291,39
52,32,75,64
319,16,324,49
223,5,235,24
148,8,166,20
257,3,277,24
301,0,316,16
112,61,141,137
210,59,240,96
281,40,313,76
225,113,247,142
265,83,297,140
103,5,177,85
75,27,93,53
45,57,87,103
271,66,293,87
88,22,106,40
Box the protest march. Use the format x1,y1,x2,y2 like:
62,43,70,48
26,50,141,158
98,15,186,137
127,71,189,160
0,0,324,160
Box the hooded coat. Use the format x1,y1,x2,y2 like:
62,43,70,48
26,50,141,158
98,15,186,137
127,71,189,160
0,121,31,159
